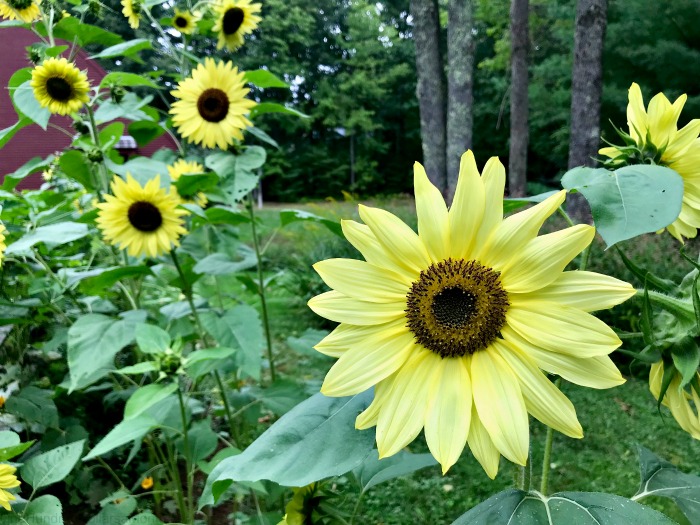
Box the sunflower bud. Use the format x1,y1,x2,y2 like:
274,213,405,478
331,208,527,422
88,0,101,16
87,148,104,163
110,85,126,104
73,118,90,135
27,46,42,65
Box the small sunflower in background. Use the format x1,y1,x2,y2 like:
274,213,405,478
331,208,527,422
121,0,142,29
649,361,700,440
0,0,41,23
140,476,154,490
170,58,256,149
213,0,261,51
600,83,700,241
0,224,6,267
168,159,208,208
0,464,20,511
308,151,635,477
171,8,200,35
30,58,90,116
96,174,188,258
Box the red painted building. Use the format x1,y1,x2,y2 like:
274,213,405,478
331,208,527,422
0,27,177,189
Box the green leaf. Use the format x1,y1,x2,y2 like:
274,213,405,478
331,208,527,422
128,120,165,147
108,157,169,184
94,92,154,124
86,493,136,525
669,335,700,387
244,69,289,88
279,209,343,237
200,306,264,380
561,165,684,247
253,379,308,416
59,149,93,188
200,391,375,506
100,71,159,89
124,383,178,420
0,431,33,461
201,206,250,226
237,146,267,171
353,450,437,492
246,126,280,149
503,190,559,213
21,440,85,490
83,416,157,461
5,222,89,255
184,347,237,380
2,155,53,190
124,512,164,525
451,489,677,524
193,250,258,276
135,324,171,354
116,362,158,375
5,387,59,430
90,38,152,59
174,172,219,198
635,446,700,523
205,151,261,204
79,266,153,295
99,121,126,150
52,17,122,47
67,312,146,391
22,495,64,525
176,419,218,463
249,102,309,119
286,328,329,357
13,80,50,130
0,117,31,149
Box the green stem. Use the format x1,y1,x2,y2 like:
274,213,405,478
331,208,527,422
85,104,108,196
640,289,695,320
164,437,188,521
176,386,194,522
247,196,276,383
214,370,238,446
349,491,365,525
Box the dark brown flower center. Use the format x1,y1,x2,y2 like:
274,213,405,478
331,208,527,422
46,77,73,102
175,15,188,28
8,0,32,9
405,258,509,358
128,201,162,232
196,88,230,123
222,7,244,35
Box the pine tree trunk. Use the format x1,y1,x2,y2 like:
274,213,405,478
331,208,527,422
508,0,529,197
446,0,475,204
567,0,608,223
411,0,447,193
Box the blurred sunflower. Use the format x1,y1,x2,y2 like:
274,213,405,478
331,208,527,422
121,0,141,29
600,83,700,241
168,159,208,207
309,151,635,477
140,476,154,490
30,58,90,116
170,58,256,149
0,225,5,267
213,0,261,51
649,361,700,440
0,0,41,23
96,174,188,258
171,8,199,34
0,464,20,511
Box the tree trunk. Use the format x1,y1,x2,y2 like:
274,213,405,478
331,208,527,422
508,0,529,197
446,0,475,204
411,0,447,193
567,0,608,223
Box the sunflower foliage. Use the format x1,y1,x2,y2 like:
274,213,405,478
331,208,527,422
0,2,700,525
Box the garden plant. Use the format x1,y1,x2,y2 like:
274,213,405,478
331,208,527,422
0,0,699,524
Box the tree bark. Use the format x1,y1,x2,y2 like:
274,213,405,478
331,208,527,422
508,0,529,197
567,0,608,223
446,0,475,204
411,0,447,193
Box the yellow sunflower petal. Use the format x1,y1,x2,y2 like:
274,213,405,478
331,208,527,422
627,82,648,143
313,258,410,302
448,151,485,259
356,379,392,430
647,92,679,149
474,156,506,250
414,162,450,262
467,406,500,479
307,291,405,325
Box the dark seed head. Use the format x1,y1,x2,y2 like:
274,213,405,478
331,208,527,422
9,0,33,9
46,77,73,102
175,16,188,28
222,7,244,35
196,88,230,123
128,201,163,232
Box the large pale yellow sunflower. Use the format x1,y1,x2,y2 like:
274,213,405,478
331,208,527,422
0,464,20,511
600,83,700,241
0,0,41,23
168,159,208,207
96,174,188,258
170,58,256,149
213,0,261,51
649,361,700,440
308,151,635,477
30,58,90,116
171,8,200,34
121,0,141,29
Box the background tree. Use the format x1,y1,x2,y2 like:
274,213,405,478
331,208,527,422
508,0,528,197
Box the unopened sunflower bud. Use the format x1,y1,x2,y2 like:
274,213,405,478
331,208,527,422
110,85,126,104
87,148,104,163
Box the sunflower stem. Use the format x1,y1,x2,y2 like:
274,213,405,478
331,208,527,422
247,195,277,383
85,104,109,196
176,385,195,522
639,289,696,321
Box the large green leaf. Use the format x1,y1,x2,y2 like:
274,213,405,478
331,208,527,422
83,416,158,461
353,450,437,492
5,222,89,255
52,17,122,46
634,446,700,523
0,117,31,149
135,324,171,354
124,512,164,525
503,190,560,213
184,347,237,380
244,69,289,88
12,495,64,525
200,390,375,506
12,80,50,130
79,266,153,295
0,431,33,461
91,39,153,61
205,151,261,204
249,102,309,119
94,93,155,124
4,387,59,430
59,149,93,188
561,165,684,247
3,155,53,191
193,250,257,276
21,440,85,490
124,384,178,420
451,489,677,524
279,209,343,237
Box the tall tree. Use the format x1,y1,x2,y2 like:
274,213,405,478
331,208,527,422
446,0,475,203
508,0,529,197
410,0,447,192
567,0,608,222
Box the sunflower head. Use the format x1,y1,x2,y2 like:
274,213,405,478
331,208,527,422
167,159,208,207
649,361,700,440
171,8,200,34
96,174,189,258
170,58,256,150
308,151,635,476
0,225,5,268
121,0,142,29
213,0,262,51
30,58,90,116
0,463,20,511
0,0,41,23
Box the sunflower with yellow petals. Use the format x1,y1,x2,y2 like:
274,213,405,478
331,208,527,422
170,58,256,149
121,0,141,29
649,361,700,440
0,0,41,23
600,83,700,241
96,174,188,258
213,0,261,51
171,8,200,34
168,159,208,207
30,58,90,116
0,225,6,268
308,151,635,477
0,464,20,511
